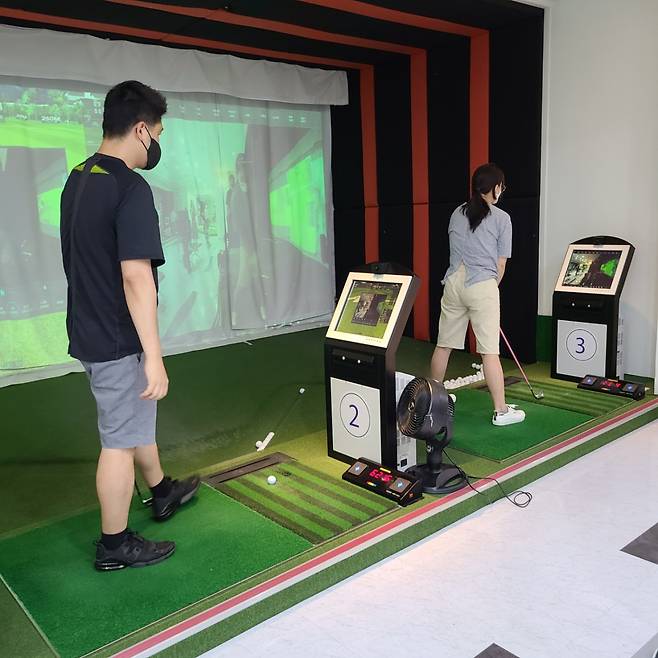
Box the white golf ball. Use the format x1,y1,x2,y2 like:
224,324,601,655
299,388,305,394
267,475,277,485
255,440,263,448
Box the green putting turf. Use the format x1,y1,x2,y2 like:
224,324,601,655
216,461,396,544
449,388,593,461
0,484,311,658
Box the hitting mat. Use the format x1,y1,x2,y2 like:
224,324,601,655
215,461,397,544
449,388,593,461
504,379,632,416
0,484,311,658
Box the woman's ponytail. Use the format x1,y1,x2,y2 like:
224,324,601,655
460,163,505,231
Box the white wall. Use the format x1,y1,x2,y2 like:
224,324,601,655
538,0,658,377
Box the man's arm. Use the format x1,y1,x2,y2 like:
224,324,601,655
121,259,168,400
497,257,507,285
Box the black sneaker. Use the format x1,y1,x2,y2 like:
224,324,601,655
152,475,201,522
94,530,175,571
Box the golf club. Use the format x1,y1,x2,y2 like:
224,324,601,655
500,329,544,400
134,480,153,507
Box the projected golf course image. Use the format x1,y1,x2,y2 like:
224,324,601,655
0,79,332,372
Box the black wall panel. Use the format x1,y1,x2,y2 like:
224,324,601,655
490,15,544,361
427,37,470,341
331,70,365,297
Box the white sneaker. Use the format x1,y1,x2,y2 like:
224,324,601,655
492,404,526,427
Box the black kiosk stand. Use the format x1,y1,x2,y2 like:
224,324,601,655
325,263,420,468
551,236,634,381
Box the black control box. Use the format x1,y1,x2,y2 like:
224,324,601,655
342,457,423,507
577,375,646,400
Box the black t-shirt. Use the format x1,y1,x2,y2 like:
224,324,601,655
60,154,165,362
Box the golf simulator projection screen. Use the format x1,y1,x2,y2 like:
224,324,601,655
0,76,334,373
554,244,631,295
326,273,413,348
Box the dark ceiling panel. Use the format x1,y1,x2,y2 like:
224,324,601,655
171,19,407,64
0,0,192,33
0,3,413,65
357,0,544,28
211,0,471,49
0,1,544,54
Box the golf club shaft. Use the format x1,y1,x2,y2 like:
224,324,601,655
266,387,306,444
134,479,152,506
499,329,541,398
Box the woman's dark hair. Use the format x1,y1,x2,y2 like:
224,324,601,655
102,80,167,138
460,163,506,231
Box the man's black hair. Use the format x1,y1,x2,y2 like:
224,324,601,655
102,80,167,138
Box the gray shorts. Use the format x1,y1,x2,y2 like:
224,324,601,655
80,353,157,449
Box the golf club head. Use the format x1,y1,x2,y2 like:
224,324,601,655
533,390,544,400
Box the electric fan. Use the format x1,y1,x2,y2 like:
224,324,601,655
397,377,467,494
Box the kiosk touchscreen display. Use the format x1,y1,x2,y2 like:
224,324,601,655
335,280,402,340
561,249,621,290
554,243,631,296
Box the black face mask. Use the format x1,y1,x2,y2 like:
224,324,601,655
140,125,161,170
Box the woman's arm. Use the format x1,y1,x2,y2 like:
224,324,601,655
497,257,507,284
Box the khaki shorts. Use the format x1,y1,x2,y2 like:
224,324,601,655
437,265,500,355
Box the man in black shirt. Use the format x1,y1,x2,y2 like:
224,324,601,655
60,81,199,570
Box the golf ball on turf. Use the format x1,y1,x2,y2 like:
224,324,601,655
299,387,306,394
267,475,277,485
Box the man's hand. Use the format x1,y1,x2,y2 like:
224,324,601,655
140,354,169,400
121,259,168,400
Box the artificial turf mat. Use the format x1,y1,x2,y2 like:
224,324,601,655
449,388,593,461
0,329,329,537
158,406,658,658
215,461,397,544
0,484,311,658
504,379,632,416
1,326,651,658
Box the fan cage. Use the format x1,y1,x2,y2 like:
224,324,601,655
397,377,452,439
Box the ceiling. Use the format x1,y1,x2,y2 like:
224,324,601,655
0,1,544,67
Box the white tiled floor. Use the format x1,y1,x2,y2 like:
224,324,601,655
202,421,658,658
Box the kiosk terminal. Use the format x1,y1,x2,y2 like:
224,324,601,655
552,236,634,381
324,263,419,469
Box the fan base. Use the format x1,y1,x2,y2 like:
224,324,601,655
405,464,467,495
